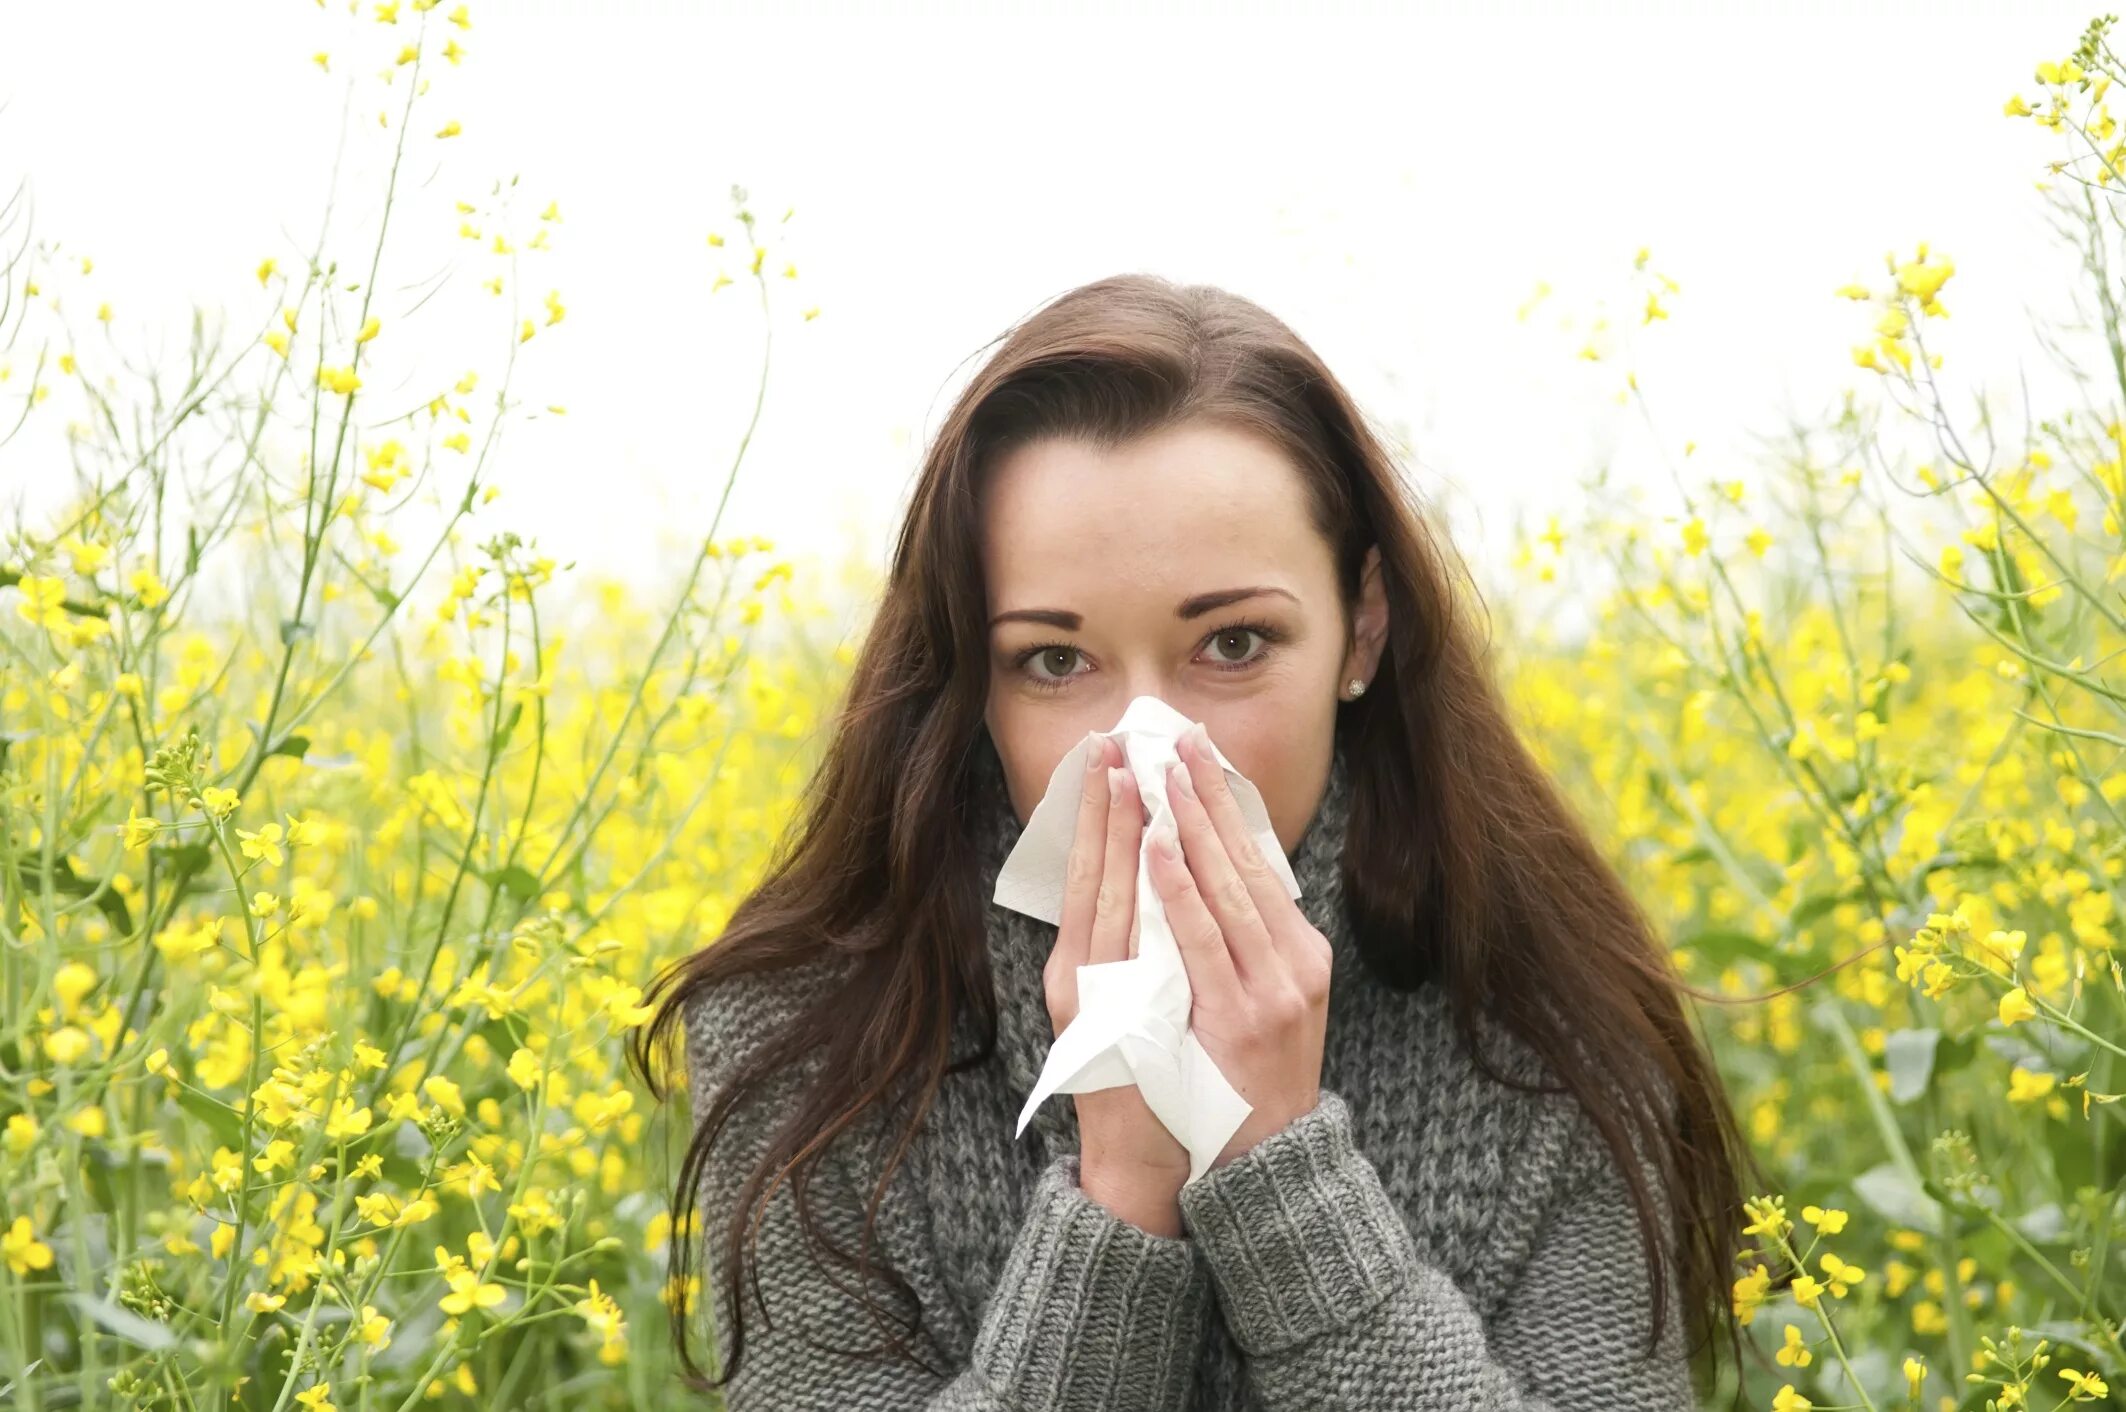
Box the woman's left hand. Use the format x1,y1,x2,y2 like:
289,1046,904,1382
1149,722,1334,1169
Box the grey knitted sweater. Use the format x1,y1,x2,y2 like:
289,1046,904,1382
681,736,1698,1409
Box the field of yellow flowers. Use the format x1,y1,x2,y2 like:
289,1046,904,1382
6,6,2126,1411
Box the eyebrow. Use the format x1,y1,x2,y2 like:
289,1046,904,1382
988,585,1298,631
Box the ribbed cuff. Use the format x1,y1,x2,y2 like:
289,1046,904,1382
1176,1089,1411,1357
971,1152,1211,1412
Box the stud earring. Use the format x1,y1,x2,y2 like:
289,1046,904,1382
1345,678,1367,699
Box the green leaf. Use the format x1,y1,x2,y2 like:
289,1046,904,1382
493,700,524,753
1852,1160,1943,1234
1883,1028,1940,1104
486,864,540,902
266,734,310,761
176,1089,243,1151
1932,1031,1978,1080
1789,890,1848,930
1678,929,1770,968
64,1295,174,1351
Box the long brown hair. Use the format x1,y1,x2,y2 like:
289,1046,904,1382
629,271,1762,1396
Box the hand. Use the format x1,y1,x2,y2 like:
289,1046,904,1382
1044,731,1189,1236
1149,722,1334,1168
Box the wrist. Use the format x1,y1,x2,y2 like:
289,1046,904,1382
1077,1156,1186,1238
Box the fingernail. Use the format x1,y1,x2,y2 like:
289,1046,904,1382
1185,721,1210,754
1152,824,1179,860
1167,759,1195,799
1083,734,1102,777
1107,766,1128,798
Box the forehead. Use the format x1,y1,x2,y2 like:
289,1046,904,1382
981,421,1321,604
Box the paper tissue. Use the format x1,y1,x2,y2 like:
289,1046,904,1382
992,694,1303,1185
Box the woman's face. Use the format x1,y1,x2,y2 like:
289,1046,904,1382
980,419,1388,853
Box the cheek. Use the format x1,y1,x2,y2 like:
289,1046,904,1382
990,712,1094,824
1193,708,1331,853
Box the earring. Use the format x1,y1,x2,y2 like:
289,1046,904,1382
1345,678,1367,699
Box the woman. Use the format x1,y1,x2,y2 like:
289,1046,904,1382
633,272,1756,1409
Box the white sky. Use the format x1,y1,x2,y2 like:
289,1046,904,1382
1,0,2111,629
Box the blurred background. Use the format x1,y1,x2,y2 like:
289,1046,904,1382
5,4,2126,1410
4,1,2103,610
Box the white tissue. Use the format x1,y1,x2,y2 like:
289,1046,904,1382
992,694,1302,1186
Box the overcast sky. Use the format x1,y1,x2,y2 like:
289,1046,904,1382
1,1,2110,627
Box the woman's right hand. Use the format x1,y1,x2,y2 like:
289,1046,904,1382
1042,731,1191,1237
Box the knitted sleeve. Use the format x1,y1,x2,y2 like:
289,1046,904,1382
1173,1086,1698,1409
683,968,1214,1412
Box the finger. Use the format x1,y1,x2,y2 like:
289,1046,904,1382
1088,763,1142,966
1051,733,1111,1015
1177,725,1307,964
1145,813,1240,1000
1162,755,1277,985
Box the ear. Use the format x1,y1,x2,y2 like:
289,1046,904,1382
1341,544,1389,685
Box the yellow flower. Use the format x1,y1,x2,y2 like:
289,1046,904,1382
318,366,362,396
422,1075,466,1119
355,315,381,344
123,810,160,850
1818,1252,1865,1298
43,1027,92,1065
1732,1262,1771,1325
245,1291,286,1314
14,575,69,630
507,1048,541,1092
1905,1356,1926,1395
2008,1066,2057,1103
575,1278,626,1363
325,1098,373,1140
2060,1367,2110,1400
1775,1322,1812,1367
1742,1195,1790,1240
356,1305,392,1348
1800,1205,1847,1234
437,1253,506,1316
435,120,462,139
295,1385,336,1412
1771,1387,1811,1412
52,960,98,1016
237,822,285,867
3,1217,55,1276
1789,1273,1825,1307
1999,986,2038,1026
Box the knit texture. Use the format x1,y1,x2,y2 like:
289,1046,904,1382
682,731,1699,1409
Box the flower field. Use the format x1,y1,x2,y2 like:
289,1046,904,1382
6,6,2126,1411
